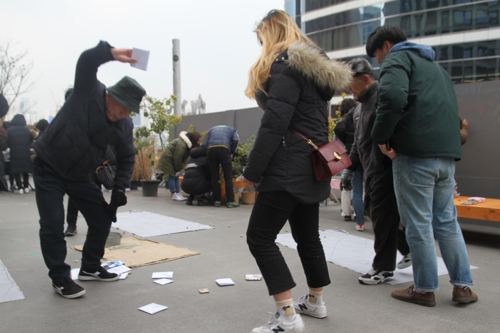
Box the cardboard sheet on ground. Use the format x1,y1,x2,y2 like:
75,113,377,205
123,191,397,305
70,236,200,268
113,211,212,237
276,230,478,285
0,260,25,303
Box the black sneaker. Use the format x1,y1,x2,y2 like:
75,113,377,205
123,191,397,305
78,266,119,282
186,199,193,206
52,277,86,299
64,225,77,236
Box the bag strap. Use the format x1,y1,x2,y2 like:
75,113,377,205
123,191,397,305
289,128,319,150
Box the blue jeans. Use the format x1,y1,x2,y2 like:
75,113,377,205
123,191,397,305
167,175,180,193
392,155,473,292
352,168,364,225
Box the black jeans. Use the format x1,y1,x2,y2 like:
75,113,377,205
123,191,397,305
247,191,331,295
207,147,234,202
33,158,113,282
365,165,409,271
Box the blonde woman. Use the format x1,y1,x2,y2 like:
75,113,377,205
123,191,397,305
242,10,351,333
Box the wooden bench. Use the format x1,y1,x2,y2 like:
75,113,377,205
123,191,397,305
454,196,500,222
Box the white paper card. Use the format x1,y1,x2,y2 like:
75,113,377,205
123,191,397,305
152,272,173,279
138,303,168,315
108,265,131,275
119,273,129,280
245,274,262,281
71,268,80,280
216,278,235,286
153,278,174,285
131,48,150,71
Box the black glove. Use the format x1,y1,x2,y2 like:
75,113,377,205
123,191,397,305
107,188,127,222
340,169,354,191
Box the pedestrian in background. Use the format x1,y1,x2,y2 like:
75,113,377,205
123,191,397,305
157,131,201,201
7,114,33,194
242,9,351,333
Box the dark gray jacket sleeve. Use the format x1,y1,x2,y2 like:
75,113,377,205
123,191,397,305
112,119,135,190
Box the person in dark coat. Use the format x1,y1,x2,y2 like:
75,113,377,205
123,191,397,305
32,41,146,299
7,114,33,194
2,121,14,190
181,146,212,206
334,98,364,223
0,94,9,192
242,10,352,333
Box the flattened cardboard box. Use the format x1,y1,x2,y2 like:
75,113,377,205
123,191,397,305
70,236,200,268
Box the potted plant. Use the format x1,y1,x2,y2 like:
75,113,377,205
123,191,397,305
133,126,160,196
230,135,256,204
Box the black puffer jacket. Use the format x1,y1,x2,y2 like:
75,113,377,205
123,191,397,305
33,41,135,190
243,41,351,204
7,114,33,175
181,146,212,195
334,108,355,154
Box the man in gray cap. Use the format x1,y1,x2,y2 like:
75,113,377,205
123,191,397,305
341,58,410,286
33,41,146,299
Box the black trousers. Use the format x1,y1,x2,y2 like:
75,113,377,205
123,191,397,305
33,158,113,282
207,147,234,202
66,198,78,227
365,165,409,271
247,191,331,295
14,173,29,189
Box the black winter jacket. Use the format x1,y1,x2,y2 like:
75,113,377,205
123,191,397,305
181,146,212,195
7,114,33,175
33,41,135,190
243,41,351,204
334,108,355,154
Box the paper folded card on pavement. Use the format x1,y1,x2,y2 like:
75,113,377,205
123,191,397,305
138,303,168,315
216,278,235,286
152,272,173,279
153,278,174,285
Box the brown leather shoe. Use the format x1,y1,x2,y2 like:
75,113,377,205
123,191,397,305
391,285,436,307
452,286,478,304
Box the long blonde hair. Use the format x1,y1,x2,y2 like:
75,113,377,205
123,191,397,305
245,10,316,99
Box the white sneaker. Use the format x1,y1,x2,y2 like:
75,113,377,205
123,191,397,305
252,311,305,333
172,193,186,201
24,188,30,194
17,189,24,194
125,188,130,192
356,224,365,231
293,294,327,318
397,253,412,269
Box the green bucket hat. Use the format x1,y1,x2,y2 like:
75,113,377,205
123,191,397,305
107,76,146,113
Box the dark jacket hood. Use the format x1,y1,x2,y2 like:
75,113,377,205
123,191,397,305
11,114,27,127
286,41,352,100
390,41,435,61
189,146,207,159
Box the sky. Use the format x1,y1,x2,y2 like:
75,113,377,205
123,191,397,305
1,0,284,120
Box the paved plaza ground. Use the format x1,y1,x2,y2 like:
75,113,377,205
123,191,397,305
1,188,499,333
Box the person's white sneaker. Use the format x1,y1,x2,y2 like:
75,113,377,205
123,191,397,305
356,224,365,231
293,294,327,318
125,188,131,192
17,189,24,194
172,193,187,201
397,253,412,269
24,188,30,194
251,311,305,333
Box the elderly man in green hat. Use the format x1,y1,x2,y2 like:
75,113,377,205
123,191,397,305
33,41,146,299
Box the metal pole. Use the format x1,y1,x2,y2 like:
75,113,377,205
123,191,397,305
172,39,181,116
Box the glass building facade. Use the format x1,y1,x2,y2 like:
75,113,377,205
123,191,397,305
286,0,500,85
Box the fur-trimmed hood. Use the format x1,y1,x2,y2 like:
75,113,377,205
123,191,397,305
179,131,192,149
287,41,352,94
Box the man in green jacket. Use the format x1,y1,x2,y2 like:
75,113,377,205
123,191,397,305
367,25,478,307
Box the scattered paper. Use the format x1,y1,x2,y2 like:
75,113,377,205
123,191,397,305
119,273,129,280
245,274,262,281
152,272,173,279
108,265,131,275
131,48,150,71
0,260,25,303
138,303,168,315
199,288,209,294
153,278,174,286
71,268,80,280
216,278,235,286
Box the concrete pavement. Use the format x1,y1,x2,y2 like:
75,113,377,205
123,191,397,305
0,188,499,333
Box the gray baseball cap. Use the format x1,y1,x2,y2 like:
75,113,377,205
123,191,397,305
348,58,373,77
